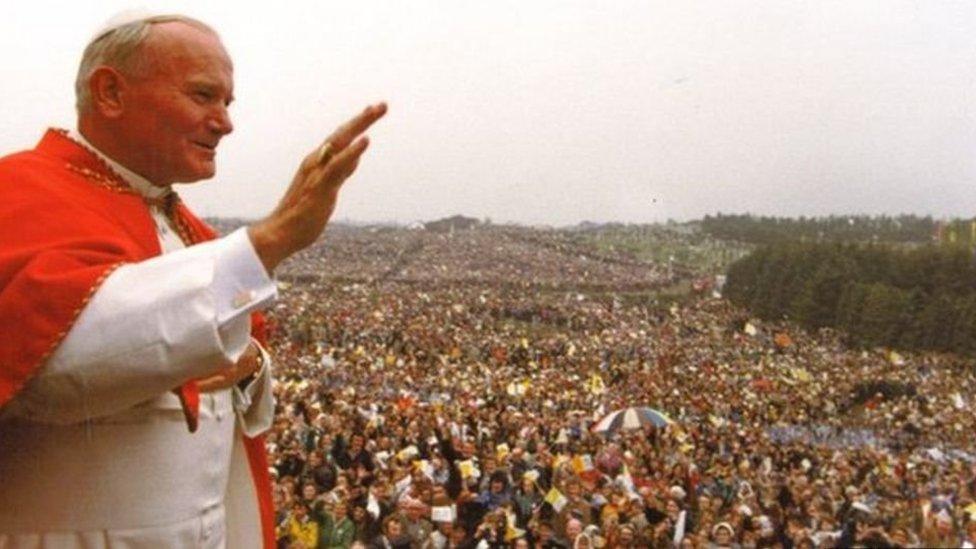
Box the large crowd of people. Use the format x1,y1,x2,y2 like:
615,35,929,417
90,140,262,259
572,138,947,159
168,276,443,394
260,224,976,548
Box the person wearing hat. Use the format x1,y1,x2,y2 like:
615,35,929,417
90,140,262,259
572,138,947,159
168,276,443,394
707,522,740,549
0,11,386,548
580,524,606,549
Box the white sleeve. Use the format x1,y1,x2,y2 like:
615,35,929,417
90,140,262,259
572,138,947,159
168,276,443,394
233,338,276,437
3,228,277,424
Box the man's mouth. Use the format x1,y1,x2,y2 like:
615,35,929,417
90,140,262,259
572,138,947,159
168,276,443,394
191,141,217,151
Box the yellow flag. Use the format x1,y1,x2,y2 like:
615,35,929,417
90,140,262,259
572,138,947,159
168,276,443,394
572,454,594,473
791,367,811,382
396,445,419,462
504,509,525,541
506,380,530,397
586,373,606,395
965,502,976,519
458,460,478,479
545,487,568,512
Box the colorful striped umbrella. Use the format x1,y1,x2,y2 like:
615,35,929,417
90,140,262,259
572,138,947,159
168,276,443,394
591,406,673,434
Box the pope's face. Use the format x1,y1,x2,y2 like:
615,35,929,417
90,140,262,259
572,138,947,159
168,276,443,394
119,22,234,184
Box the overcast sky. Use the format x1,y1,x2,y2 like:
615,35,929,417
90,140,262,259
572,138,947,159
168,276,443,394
2,1,974,225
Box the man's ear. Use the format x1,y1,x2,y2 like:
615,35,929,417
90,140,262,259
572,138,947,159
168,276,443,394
88,66,127,118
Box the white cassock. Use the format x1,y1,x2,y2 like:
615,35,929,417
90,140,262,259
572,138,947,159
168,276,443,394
0,131,278,548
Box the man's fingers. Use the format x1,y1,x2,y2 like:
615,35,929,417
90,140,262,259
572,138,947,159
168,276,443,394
315,136,370,189
327,103,387,152
336,139,367,180
300,103,385,173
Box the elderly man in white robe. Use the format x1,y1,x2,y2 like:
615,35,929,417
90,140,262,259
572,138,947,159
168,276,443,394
0,12,386,548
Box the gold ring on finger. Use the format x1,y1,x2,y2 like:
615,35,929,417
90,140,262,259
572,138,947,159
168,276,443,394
317,141,335,165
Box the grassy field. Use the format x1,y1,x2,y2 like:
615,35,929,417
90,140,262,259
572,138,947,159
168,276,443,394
572,223,752,275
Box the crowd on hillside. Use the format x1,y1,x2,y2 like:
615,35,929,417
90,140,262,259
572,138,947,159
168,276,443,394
263,227,976,549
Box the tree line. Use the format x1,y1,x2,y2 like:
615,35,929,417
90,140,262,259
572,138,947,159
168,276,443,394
724,241,976,354
701,213,938,244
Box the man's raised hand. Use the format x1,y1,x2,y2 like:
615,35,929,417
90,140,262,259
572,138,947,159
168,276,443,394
249,102,387,272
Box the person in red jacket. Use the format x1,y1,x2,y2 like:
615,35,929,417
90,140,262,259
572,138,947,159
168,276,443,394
0,11,385,548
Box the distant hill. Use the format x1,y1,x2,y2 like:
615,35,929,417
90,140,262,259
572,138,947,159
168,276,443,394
423,215,482,233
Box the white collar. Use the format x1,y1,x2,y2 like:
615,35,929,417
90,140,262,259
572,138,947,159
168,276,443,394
69,129,170,200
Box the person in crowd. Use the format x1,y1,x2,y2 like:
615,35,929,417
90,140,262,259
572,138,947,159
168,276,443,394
287,502,319,549
316,499,356,548
352,504,381,545
371,515,412,549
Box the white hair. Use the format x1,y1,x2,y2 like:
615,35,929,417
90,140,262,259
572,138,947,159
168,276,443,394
74,14,217,114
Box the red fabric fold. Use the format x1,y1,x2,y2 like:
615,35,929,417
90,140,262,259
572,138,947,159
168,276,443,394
176,381,201,433
244,434,277,548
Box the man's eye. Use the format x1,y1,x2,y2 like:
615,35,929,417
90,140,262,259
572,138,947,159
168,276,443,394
193,91,213,102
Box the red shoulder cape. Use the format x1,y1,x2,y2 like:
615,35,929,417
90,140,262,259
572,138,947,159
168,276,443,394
0,129,275,547
0,129,161,406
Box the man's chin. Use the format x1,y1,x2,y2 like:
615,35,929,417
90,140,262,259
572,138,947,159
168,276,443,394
174,164,217,184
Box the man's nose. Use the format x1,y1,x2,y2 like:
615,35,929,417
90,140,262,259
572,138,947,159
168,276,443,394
209,105,234,136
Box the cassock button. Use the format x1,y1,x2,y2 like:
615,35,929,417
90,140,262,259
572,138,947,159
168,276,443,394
232,289,255,309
